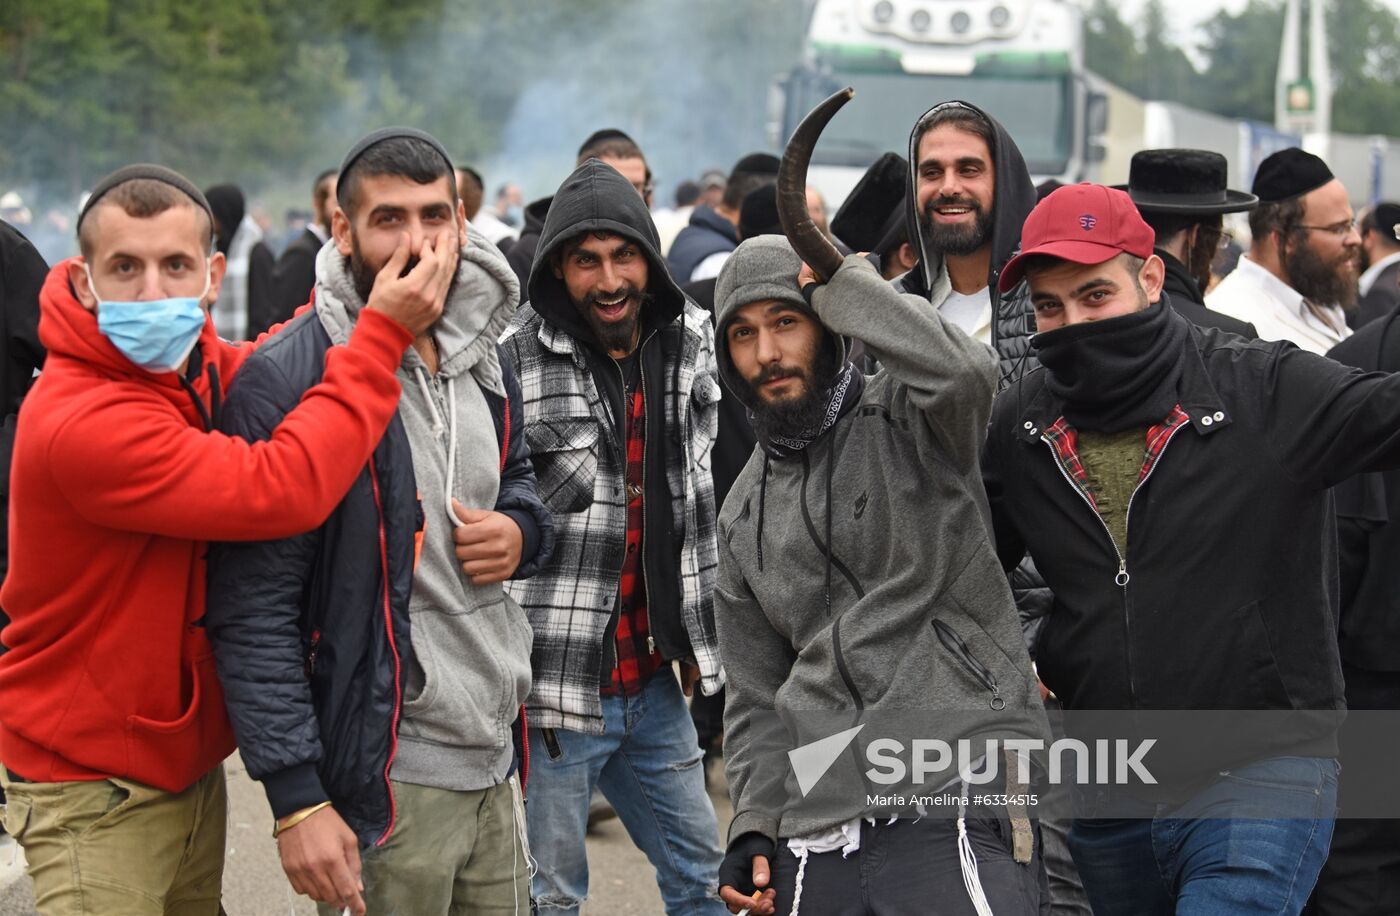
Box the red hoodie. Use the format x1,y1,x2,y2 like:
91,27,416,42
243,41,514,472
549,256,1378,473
0,260,413,792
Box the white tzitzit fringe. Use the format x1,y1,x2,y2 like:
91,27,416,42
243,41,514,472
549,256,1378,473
957,778,997,916
790,846,810,916
508,772,537,914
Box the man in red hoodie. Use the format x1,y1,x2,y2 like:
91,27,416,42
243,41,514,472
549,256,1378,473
0,163,454,915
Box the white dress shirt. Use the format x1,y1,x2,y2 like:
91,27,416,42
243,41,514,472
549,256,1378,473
1207,255,1351,354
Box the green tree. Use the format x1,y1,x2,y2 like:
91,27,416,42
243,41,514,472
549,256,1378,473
1191,0,1400,134
1195,0,1286,124
0,0,808,211
1084,0,1140,87
1137,0,1201,104
1327,0,1400,134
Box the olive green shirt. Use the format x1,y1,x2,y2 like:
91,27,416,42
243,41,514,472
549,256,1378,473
1076,427,1148,554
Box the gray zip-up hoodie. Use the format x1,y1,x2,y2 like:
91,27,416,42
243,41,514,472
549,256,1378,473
712,237,1049,843
315,224,533,790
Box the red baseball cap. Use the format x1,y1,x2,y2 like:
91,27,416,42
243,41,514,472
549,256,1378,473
999,183,1156,293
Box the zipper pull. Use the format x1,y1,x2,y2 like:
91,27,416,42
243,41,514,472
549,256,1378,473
1115,561,1130,588
647,635,656,655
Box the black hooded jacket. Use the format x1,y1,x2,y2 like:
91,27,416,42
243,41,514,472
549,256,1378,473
898,101,1037,389
506,196,552,302
897,102,1052,652
987,317,1400,782
506,159,721,694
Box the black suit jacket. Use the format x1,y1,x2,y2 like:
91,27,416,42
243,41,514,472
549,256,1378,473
1158,249,1257,338
1328,308,1400,671
1352,257,1400,330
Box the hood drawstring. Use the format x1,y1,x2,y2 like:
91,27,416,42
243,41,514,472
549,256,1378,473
413,365,465,527
672,324,681,455
178,354,216,432
207,361,222,430
790,846,810,915
756,453,770,571
824,440,834,615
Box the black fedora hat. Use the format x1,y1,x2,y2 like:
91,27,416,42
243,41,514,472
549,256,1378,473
1118,149,1257,215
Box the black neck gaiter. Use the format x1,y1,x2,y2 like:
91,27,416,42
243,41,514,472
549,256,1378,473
1033,298,1188,433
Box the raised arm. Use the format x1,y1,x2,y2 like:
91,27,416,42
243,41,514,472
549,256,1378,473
50,309,410,541
807,254,997,471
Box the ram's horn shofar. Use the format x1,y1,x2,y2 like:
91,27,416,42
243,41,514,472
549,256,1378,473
778,86,854,283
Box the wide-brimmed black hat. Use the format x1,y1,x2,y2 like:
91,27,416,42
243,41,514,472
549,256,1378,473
1118,149,1257,215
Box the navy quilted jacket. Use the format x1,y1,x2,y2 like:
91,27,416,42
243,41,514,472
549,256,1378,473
206,310,550,847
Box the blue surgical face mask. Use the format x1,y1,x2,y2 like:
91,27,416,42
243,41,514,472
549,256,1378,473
86,264,210,373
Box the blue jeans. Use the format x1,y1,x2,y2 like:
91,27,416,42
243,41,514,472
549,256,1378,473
526,669,726,915
1068,756,1339,916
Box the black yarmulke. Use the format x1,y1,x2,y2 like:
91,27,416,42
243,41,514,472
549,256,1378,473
79,164,213,230
1252,148,1334,203
731,153,781,176
1372,202,1400,240
577,128,636,158
338,127,454,190
831,152,908,252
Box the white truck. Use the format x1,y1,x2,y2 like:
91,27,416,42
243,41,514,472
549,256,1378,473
771,0,1108,204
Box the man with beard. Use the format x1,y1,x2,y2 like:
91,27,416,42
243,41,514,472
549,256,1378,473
984,183,1400,914
1350,201,1400,329
898,101,1038,386
501,158,726,915
1120,149,1258,337
507,129,652,297
1209,148,1359,354
268,167,337,331
902,102,1088,914
713,236,1050,916
206,128,553,915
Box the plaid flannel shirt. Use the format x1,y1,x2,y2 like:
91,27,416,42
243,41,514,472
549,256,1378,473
502,299,722,733
1042,405,1193,511
602,384,664,695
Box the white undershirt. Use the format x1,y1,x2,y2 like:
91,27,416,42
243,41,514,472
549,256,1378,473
939,287,993,346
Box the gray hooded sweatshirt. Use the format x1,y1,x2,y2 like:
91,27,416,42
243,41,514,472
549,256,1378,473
712,237,1050,843
315,224,533,791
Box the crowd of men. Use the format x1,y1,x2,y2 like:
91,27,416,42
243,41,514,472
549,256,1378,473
0,92,1396,916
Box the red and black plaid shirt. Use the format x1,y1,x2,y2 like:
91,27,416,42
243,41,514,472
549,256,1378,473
1042,404,1192,510
601,384,664,696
